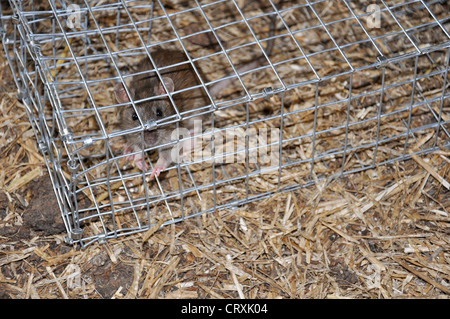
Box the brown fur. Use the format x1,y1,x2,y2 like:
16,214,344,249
116,49,208,154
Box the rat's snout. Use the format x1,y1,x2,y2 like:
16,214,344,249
144,130,158,145
142,120,159,145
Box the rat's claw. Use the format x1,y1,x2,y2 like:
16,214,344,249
123,144,149,170
134,154,149,171
124,145,131,154
123,144,135,161
149,166,166,180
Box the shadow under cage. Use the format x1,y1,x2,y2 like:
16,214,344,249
1,0,449,247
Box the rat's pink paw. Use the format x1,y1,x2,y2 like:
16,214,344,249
134,154,149,171
123,144,135,161
149,165,166,180
123,145,149,171
149,156,170,180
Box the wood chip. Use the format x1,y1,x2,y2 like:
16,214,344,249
412,155,450,190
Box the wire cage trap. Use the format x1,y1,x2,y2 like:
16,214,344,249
1,0,449,248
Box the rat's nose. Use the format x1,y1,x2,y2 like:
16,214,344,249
144,130,158,144
144,120,157,131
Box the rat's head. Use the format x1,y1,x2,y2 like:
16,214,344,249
115,76,176,148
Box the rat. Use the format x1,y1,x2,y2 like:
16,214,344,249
114,13,276,180
114,49,208,180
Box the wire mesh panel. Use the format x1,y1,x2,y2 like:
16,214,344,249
1,0,449,247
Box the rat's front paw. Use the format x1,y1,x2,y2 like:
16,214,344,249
149,165,166,180
134,153,149,171
123,144,149,171
149,156,171,180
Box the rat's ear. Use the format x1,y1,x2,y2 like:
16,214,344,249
157,77,175,96
114,83,133,104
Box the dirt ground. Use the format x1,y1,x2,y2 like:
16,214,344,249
1,1,449,300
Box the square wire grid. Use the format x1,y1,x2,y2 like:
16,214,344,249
1,0,449,247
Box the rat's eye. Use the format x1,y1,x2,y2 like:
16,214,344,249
131,112,138,121
155,108,163,118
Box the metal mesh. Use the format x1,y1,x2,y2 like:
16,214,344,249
1,0,449,248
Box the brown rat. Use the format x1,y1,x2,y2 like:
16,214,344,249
115,49,208,179
114,13,276,180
